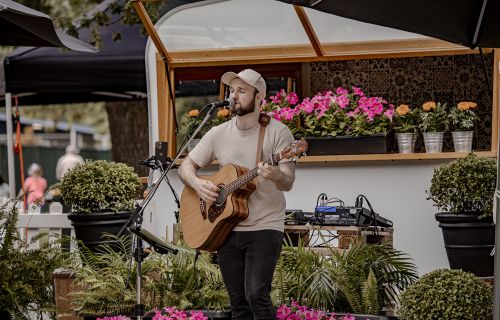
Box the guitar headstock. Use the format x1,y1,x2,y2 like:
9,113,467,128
279,138,308,162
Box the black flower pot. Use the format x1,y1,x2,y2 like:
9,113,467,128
435,212,495,277
67,211,133,254
305,132,394,156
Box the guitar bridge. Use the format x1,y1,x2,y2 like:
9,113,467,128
200,199,207,220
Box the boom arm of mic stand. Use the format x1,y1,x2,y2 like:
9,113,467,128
118,102,219,238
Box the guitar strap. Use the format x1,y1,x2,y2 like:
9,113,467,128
256,113,270,166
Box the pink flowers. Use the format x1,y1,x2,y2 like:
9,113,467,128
262,86,394,137
96,308,208,320
152,307,208,320
276,302,356,320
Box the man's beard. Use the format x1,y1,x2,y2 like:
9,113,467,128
232,98,256,117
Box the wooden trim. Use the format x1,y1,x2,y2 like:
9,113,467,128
492,49,499,152
167,40,488,68
156,54,168,148
287,77,293,93
176,151,497,166
166,68,176,157
131,0,171,63
322,39,480,55
294,5,325,57
296,151,497,164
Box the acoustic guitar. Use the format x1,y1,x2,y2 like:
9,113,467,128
179,138,308,252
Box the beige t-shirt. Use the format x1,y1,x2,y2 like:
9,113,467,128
188,117,294,232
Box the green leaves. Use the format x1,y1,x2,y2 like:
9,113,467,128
398,269,493,320
72,242,229,315
0,201,71,318
60,160,141,214
427,154,496,216
272,239,418,314
419,102,450,133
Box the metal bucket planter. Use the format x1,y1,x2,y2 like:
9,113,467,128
452,131,473,152
422,132,444,153
395,132,416,153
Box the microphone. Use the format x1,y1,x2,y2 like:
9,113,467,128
212,97,234,108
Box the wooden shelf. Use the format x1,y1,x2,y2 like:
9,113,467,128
296,150,497,164
175,151,496,166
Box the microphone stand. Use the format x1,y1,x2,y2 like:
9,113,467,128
118,101,220,320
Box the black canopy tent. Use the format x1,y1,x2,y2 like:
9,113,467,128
278,0,500,49
1,0,209,106
1,0,97,200
3,21,148,105
0,0,97,51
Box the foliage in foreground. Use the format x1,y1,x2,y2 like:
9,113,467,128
70,237,229,316
0,200,71,319
272,237,418,315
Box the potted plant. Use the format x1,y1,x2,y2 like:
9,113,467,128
272,239,417,318
419,101,449,153
393,104,420,153
60,160,141,253
427,153,496,276
448,101,479,152
398,268,493,320
264,87,395,155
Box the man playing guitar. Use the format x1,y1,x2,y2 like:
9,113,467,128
178,68,296,320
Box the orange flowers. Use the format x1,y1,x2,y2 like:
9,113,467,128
188,109,200,117
422,101,437,112
217,108,231,118
457,101,477,111
396,104,410,116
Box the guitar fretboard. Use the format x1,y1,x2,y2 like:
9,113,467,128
224,153,282,194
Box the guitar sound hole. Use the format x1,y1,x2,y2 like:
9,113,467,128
214,184,227,207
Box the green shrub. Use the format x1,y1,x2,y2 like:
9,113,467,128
60,160,141,213
398,268,493,320
427,154,496,217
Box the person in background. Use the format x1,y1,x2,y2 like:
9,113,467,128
56,144,84,181
23,163,48,208
0,174,9,199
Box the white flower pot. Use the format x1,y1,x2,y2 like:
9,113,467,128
423,132,444,153
396,132,416,154
452,131,473,153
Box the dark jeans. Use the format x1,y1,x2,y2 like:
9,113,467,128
217,230,283,320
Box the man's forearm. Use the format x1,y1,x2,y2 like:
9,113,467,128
272,163,295,191
178,157,199,189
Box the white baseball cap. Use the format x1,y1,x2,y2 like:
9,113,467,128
221,69,266,95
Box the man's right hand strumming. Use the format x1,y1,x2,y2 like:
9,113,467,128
193,177,219,203
178,155,219,203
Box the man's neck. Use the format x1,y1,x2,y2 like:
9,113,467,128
235,111,260,131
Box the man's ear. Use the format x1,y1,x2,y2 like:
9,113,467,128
256,91,265,102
